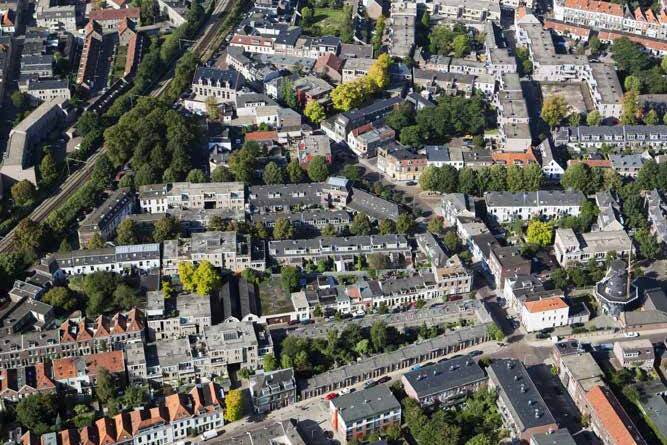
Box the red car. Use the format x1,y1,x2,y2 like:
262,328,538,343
323,392,338,401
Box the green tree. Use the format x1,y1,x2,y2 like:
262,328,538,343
281,265,300,292
321,223,337,236
116,219,138,245
419,165,458,193
367,53,392,91
87,232,106,249
16,393,57,434
372,15,385,53
206,96,220,120
224,389,245,422
43,286,78,312
620,90,640,125
15,218,44,255
263,353,278,372
487,323,504,341
307,156,330,181
11,90,29,110
186,168,207,183
452,34,470,57
113,284,139,310
72,404,96,428
443,230,459,253
561,163,594,194
551,267,569,289
636,228,660,260
262,161,285,184
396,213,415,234
228,146,257,183
11,180,36,206
281,78,298,110
192,261,221,295
96,368,116,404
342,164,362,183
379,219,396,235
568,112,581,127
331,79,367,111
350,213,372,235
645,109,659,125
212,166,235,182
273,217,295,239
153,215,179,242
541,95,569,128
587,110,602,126
178,262,196,292
399,125,423,147
624,75,641,93
304,99,326,123
370,320,388,352
526,220,553,247
39,151,59,187
427,217,444,234
458,168,478,194
287,159,306,183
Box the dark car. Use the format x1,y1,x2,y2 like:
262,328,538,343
376,376,391,384
363,380,377,389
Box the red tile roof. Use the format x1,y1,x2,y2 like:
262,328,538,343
53,351,125,380
245,130,278,142
544,19,592,39
89,7,140,22
564,0,624,16
599,30,667,53
586,385,648,445
315,53,344,73
492,148,538,165
523,297,569,313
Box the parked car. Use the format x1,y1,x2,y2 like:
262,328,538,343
339,388,353,395
624,331,639,338
410,364,422,371
323,392,338,401
363,380,377,389
376,376,391,384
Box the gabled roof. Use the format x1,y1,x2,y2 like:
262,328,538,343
89,7,140,21
586,385,647,445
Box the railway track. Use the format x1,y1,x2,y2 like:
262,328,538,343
0,1,234,253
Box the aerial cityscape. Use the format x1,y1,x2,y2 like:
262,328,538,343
1,0,667,443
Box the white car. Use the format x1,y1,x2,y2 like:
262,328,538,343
624,332,640,338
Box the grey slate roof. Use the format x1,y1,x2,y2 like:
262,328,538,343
485,190,584,208
488,359,556,432
531,429,577,445
193,67,243,90
331,384,400,424
348,187,399,221
402,354,486,399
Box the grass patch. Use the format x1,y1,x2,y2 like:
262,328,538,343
258,276,294,316
110,44,129,83
309,7,346,36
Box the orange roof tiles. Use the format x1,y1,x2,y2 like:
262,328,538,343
89,7,140,22
166,393,192,421
245,130,278,142
564,0,624,16
96,417,117,445
634,7,646,21
59,429,79,445
35,362,56,390
544,19,592,39
231,34,273,47
492,148,538,165
523,297,569,313
599,30,667,52
314,53,344,73
586,385,647,445
53,351,125,380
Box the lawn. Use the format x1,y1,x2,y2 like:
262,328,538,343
310,7,347,36
257,276,294,316
110,44,129,84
